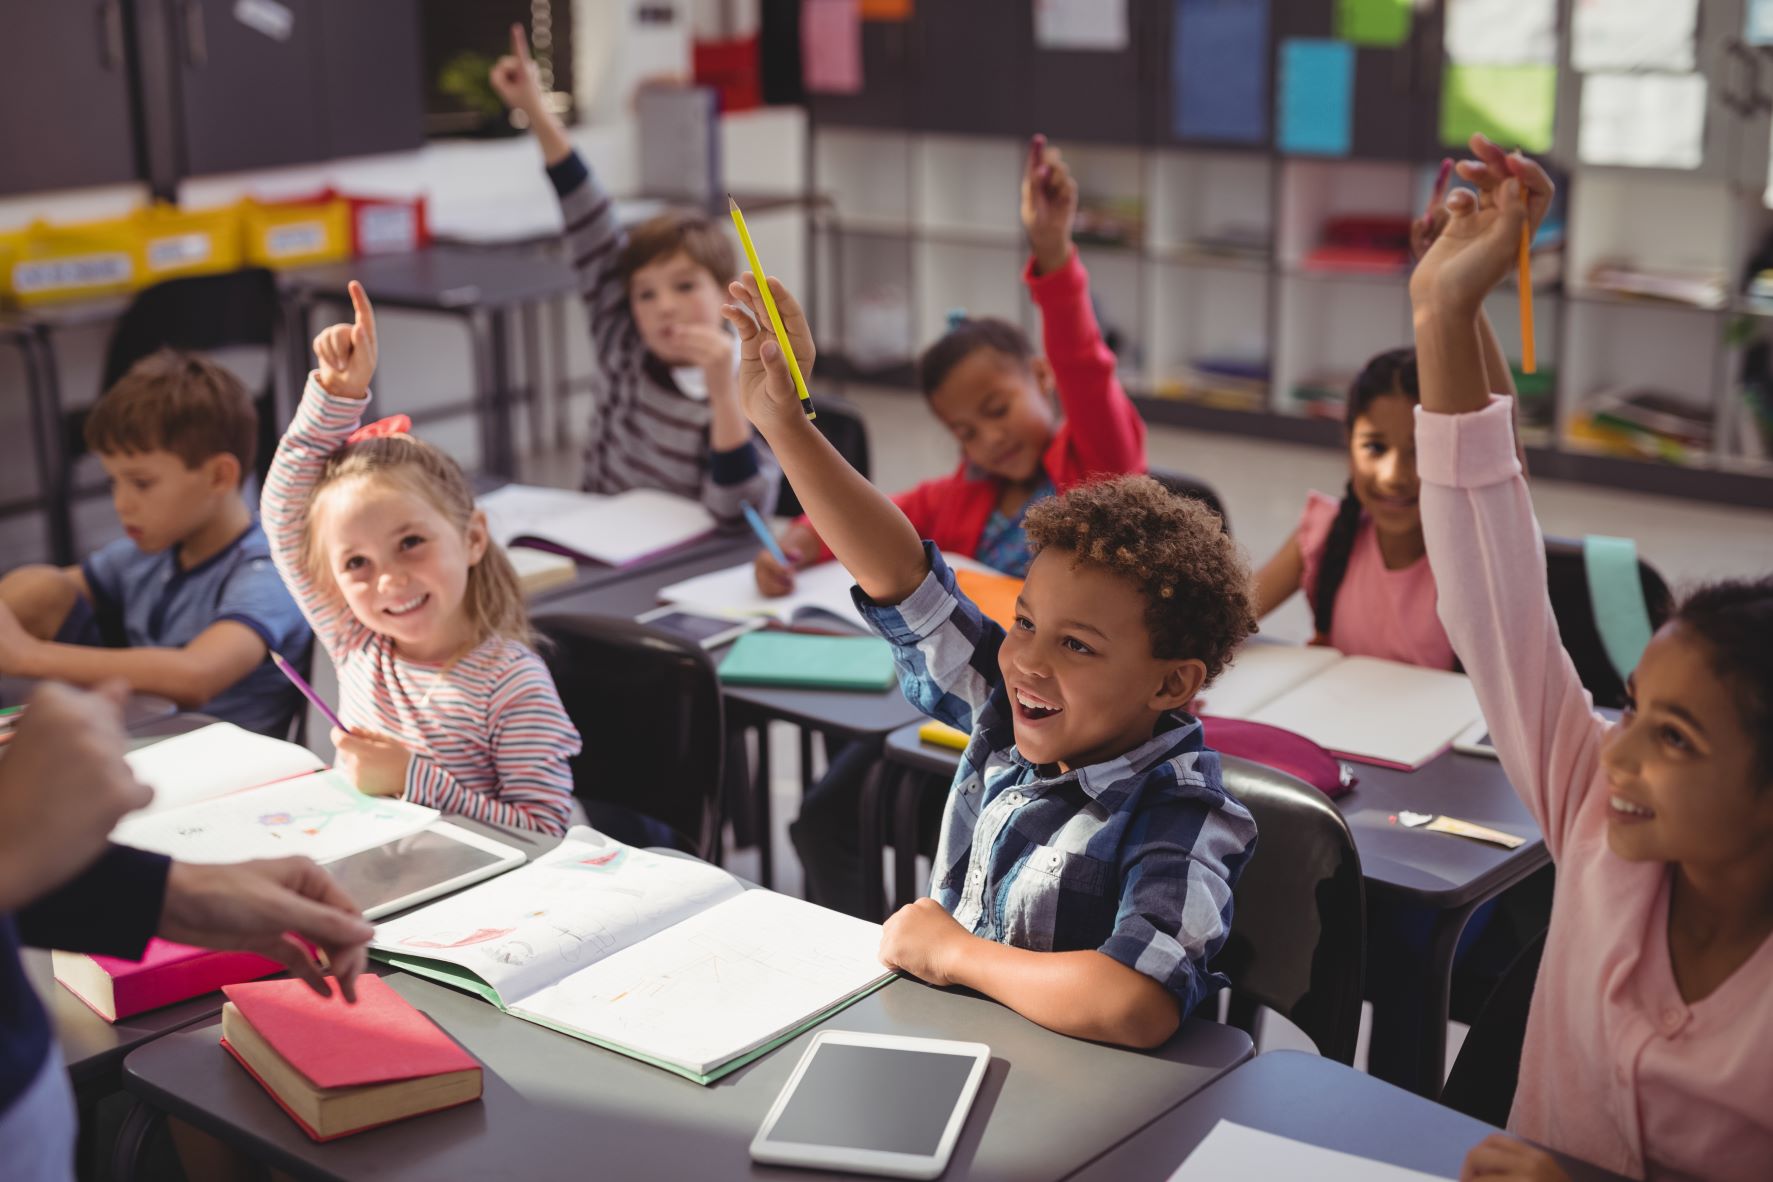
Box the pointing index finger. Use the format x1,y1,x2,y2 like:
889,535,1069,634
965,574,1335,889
511,23,533,66
347,280,376,348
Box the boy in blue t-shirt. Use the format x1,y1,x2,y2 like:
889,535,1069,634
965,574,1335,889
0,350,310,737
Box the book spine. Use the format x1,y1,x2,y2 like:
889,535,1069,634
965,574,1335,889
116,951,284,1019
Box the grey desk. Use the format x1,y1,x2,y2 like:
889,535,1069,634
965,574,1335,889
0,676,178,733
1064,1051,1631,1182
535,543,925,888
877,722,1549,1095
121,969,1251,1182
281,246,580,480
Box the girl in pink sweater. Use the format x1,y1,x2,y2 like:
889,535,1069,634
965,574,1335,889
1414,135,1773,1182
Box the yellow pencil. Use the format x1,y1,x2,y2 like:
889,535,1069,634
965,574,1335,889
1518,187,1536,375
728,195,816,420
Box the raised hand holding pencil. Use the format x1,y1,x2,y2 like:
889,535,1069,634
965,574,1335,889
728,196,816,421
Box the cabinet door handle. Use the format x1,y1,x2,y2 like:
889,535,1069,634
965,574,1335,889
182,0,208,68
95,0,124,70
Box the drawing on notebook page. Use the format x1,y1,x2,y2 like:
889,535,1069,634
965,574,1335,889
402,927,515,950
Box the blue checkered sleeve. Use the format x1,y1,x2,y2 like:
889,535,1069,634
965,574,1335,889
853,544,1005,735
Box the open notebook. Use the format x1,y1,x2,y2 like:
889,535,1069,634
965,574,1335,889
657,552,997,633
479,484,717,568
370,830,893,1084
114,722,439,865
1204,645,1484,771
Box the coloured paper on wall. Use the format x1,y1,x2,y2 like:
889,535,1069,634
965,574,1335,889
802,0,863,94
1579,73,1706,170
1173,0,1269,143
1444,0,1556,65
1034,0,1129,51
1440,64,1557,154
1278,39,1354,157
1571,0,1697,73
1335,0,1410,47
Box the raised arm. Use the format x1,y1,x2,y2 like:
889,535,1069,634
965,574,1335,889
263,281,379,661
721,275,928,606
1022,136,1145,475
1411,137,1605,855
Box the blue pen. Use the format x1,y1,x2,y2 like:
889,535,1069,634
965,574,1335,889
742,503,791,567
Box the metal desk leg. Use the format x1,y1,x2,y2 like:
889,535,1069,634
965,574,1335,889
20,327,73,563
754,722,774,891
891,768,925,911
859,762,891,923
521,301,544,458
466,309,510,480
548,296,571,443
1416,898,1485,1101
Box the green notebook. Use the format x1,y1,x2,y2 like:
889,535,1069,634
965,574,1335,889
718,631,897,691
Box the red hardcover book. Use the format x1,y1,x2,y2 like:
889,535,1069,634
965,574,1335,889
52,940,282,1022
219,976,481,1141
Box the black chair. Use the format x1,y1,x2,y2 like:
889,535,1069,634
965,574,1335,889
1543,536,1672,709
1441,928,1548,1126
54,270,284,554
773,392,871,518
1149,467,1231,534
1213,755,1365,1065
533,613,725,862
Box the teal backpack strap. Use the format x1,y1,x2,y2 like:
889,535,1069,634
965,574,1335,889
1582,535,1655,683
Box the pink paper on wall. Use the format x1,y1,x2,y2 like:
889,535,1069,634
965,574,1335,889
803,0,863,95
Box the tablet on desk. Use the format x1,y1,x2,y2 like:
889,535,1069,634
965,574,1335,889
635,605,766,650
325,822,524,920
750,1031,990,1179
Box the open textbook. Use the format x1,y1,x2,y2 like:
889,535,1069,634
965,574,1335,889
1204,645,1484,771
114,722,440,864
658,552,997,633
478,484,717,568
370,830,893,1083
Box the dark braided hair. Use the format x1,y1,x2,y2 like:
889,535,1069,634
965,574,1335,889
916,316,1035,396
1312,348,1420,642
1671,576,1773,786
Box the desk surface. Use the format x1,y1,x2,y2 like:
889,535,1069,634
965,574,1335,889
1063,1051,1630,1182
125,971,1251,1182
281,245,578,311
882,723,1547,911
536,540,924,741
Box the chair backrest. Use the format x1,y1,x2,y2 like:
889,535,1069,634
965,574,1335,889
775,393,871,518
1441,927,1547,1126
86,268,284,479
1212,754,1364,1064
532,613,726,861
1543,536,1673,709
1148,467,1231,534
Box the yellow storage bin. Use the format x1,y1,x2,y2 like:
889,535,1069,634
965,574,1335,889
0,225,26,304
9,215,140,306
135,202,244,285
241,194,350,269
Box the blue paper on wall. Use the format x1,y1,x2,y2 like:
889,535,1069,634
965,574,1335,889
1278,39,1354,156
1174,0,1269,143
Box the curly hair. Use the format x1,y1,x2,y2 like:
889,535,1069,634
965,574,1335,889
1024,475,1256,682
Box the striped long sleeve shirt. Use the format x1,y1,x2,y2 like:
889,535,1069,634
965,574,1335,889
262,378,581,835
855,545,1257,1014
547,151,779,524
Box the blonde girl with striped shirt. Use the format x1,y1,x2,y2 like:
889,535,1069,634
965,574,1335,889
262,282,580,835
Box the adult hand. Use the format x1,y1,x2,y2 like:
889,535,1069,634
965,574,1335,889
0,682,149,911
160,858,373,1001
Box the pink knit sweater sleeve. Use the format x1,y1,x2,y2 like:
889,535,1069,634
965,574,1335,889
1415,396,1611,860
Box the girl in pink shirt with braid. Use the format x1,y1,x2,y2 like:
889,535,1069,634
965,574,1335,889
1414,134,1773,1182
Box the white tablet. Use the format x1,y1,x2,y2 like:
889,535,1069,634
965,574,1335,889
635,605,767,650
750,1031,990,1179
324,822,525,920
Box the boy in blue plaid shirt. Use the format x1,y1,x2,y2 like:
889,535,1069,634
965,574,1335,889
724,276,1260,1049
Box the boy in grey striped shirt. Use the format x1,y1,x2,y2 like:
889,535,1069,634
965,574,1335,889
491,27,776,523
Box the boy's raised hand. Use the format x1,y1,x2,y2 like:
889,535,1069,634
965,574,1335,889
1410,134,1554,317
313,280,378,400
1021,134,1079,276
721,273,816,432
489,23,547,116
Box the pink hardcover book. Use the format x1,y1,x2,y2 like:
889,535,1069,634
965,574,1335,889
52,939,283,1023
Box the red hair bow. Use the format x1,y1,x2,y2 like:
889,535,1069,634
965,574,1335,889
346,414,412,444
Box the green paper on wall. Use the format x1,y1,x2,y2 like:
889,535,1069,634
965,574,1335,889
1336,0,1411,46
1440,64,1556,154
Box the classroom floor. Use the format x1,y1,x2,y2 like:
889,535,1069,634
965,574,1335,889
520,381,1773,1076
